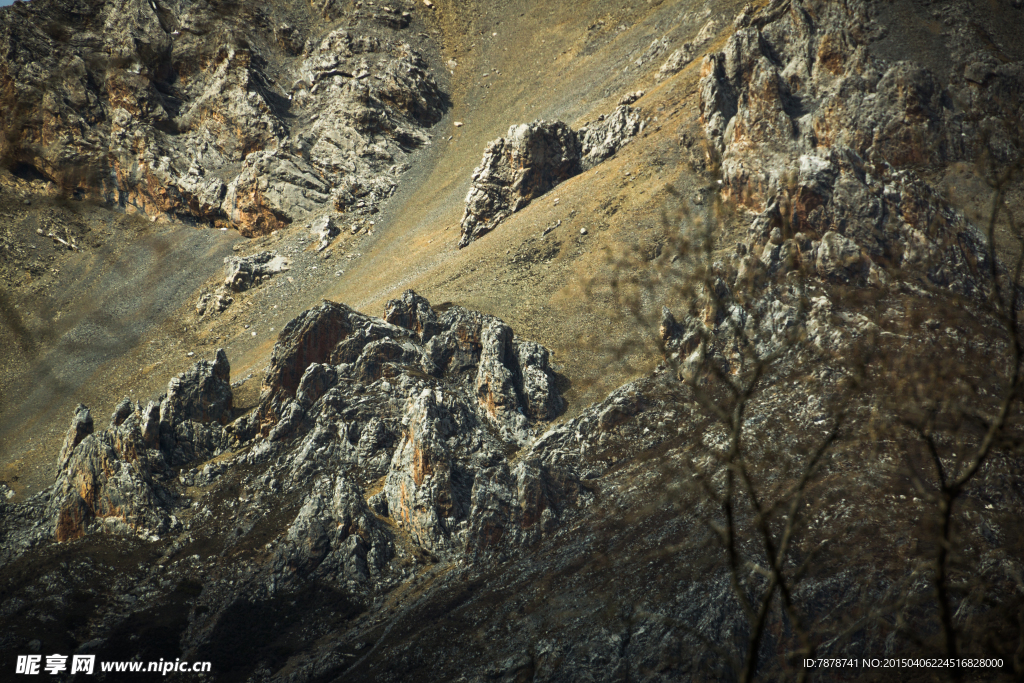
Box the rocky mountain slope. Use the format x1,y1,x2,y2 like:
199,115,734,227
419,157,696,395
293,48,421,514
2,0,1024,681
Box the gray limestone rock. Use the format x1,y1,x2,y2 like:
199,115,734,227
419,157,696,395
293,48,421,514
160,349,232,428
459,121,581,248
696,0,1004,301
578,105,643,171
0,7,446,235
58,404,94,471
283,475,392,581
816,231,866,282
458,106,642,247
223,251,291,292
49,430,167,542
109,397,134,429
384,289,440,343
310,214,340,250
46,350,233,542
513,341,564,421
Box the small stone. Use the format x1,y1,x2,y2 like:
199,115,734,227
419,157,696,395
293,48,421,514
580,228,588,235
617,90,645,106
454,121,463,127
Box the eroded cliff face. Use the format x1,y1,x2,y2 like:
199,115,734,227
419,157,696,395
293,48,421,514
694,0,1020,301
0,0,445,235
2,0,1024,681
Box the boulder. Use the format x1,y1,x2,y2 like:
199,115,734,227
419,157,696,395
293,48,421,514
310,214,340,250
223,251,290,292
459,121,581,248
458,106,643,247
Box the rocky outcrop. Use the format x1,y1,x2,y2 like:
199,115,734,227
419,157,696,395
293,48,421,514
0,1,446,235
223,251,290,292
656,19,718,80
458,105,641,247
577,105,643,171
696,0,1020,301
57,403,94,470
4,2,1024,680
281,475,393,584
260,292,568,558
47,349,232,542
39,291,569,563
458,121,580,248
383,289,439,342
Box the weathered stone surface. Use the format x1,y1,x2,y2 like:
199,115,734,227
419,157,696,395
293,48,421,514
261,301,364,403
41,291,566,563
109,397,134,429
160,348,232,427
815,230,865,282
383,289,439,343
282,475,392,582
49,429,166,543
696,0,1012,300
459,121,581,248
5,3,1023,680
196,290,234,316
513,340,563,420
0,5,446,235
57,403,94,471
310,214,340,250
46,350,233,542
657,19,718,80
578,105,642,171
458,105,641,247
223,251,290,292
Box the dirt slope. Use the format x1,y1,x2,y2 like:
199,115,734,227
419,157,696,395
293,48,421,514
1,0,746,498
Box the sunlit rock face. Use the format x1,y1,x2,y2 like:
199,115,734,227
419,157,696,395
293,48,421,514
0,1,446,234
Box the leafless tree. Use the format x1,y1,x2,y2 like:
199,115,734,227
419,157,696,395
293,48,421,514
580,147,1024,681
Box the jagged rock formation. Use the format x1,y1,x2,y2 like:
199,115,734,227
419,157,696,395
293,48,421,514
47,349,232,542
696,0,1021,300
0,0,446,234
458,105,642,247
30,293,569,564
222,250,290,292
656,18,718,80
